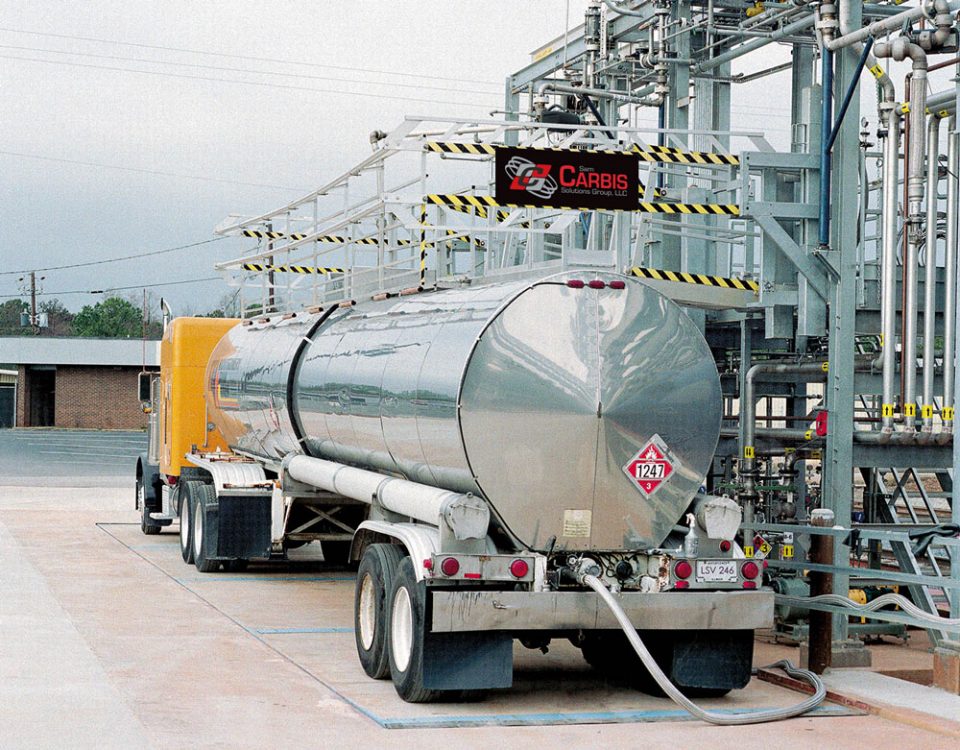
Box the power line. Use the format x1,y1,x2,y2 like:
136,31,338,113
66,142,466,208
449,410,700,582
0,26,503,87
0,277,221,299
0,43,502,97
0,53,497,108
0,150,308,192
0,237,226,276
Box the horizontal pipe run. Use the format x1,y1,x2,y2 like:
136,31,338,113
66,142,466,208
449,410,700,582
826,0,960,51
284,454,490,539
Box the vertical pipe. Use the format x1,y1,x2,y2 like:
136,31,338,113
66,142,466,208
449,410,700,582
904,64,930,429
657,103,666,191
818,47,834,248
923,115,942,432
881,110,902,431
944,117,959,429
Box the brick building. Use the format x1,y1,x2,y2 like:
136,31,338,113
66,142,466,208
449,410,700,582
0,338,159,430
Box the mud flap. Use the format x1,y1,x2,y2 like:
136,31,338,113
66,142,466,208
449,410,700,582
668,629,754,690
422,589,513,690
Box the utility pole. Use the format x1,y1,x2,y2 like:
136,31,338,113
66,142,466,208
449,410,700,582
29,272,38,334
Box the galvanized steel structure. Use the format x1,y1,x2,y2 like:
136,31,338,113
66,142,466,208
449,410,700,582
213,1,960,652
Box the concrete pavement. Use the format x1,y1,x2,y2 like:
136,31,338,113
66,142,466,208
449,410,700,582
0,481,955,749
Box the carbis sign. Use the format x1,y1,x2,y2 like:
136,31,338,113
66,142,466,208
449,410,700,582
494,146,639,211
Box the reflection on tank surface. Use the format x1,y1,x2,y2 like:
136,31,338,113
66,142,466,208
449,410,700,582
205,271,721,551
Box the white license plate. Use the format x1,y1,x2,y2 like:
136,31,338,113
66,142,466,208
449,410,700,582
696,560,737,583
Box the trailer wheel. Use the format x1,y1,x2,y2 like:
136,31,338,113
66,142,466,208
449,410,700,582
179,485,194,564
138,474,161,535
354,543,403,679
387,557,440,703
191,483,221,573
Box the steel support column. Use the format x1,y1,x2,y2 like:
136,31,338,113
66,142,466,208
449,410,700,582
822,3,863,644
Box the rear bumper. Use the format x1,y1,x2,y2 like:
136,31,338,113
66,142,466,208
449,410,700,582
430,589,774,633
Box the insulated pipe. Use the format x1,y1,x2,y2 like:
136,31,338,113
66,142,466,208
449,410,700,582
945,117,959,430
818,46,834,248
825,0,960,51
881,108,902,432
875,40,930,429
284,454,490,540
923,114,943,433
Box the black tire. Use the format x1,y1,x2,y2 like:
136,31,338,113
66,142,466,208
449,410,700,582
191,483,221,573
179,485,194,564
138,474,161,535
223,559,249,573
386,556,441,703
354,543,404,679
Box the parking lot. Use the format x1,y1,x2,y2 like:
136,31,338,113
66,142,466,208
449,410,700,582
1,429,958,748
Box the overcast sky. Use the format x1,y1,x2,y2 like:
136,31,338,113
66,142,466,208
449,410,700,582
0,1,598,315
1,2,956,317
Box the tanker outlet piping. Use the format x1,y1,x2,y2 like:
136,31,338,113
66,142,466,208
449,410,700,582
581,573,826,724
284,454,490,541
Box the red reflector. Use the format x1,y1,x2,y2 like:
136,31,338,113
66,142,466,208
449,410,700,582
463,572,482,579
675,580,690,589
719,540,732,553
674,560,693,579
588,280,606,289
763,560,769,569
566,279,585,288
743,581,757,589
440,557,460,576
167,476,178,486
423,558,433,570
741,561,760,579
608,280,626,290
509,559,529,578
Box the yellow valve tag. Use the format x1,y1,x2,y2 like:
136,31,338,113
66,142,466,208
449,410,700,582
879,334,885,347
804,430,814,440
821,361,829,372
900,103,910,114
905,403,917,417
882,403,895,417
782,544,795,559
940,110,950,119
744,545,755,558
944,407,955,421
743,445,755,459
869,64,884,79
922,404,934,419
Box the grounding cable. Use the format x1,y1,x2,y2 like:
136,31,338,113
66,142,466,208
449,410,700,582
583,574,827,725
792,593,960,627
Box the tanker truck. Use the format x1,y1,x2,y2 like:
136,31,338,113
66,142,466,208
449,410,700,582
135,270,774,702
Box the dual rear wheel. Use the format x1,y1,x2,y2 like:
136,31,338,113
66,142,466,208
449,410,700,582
178,481,247,573
353,545,441,702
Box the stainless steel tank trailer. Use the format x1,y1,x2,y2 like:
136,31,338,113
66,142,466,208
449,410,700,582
137,271,823,719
